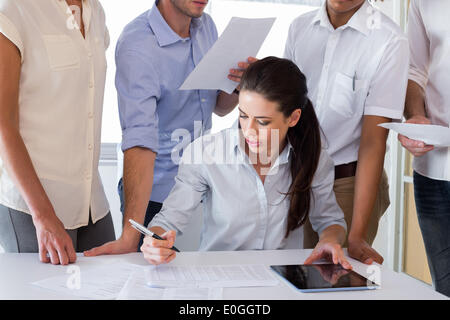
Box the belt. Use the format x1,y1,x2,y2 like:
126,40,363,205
335,161,357,180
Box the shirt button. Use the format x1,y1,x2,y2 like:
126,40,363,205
201,98,206,103
88,112,94,118
88,144,93,150
89,82,94,88
88,52,92,58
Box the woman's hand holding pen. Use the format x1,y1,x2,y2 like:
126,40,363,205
141,229,177,265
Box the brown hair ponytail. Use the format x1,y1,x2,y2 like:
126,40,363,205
240,56,322,238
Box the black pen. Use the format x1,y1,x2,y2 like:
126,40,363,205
129,219,180,252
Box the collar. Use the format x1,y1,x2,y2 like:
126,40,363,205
147,0,203,47
311,0,372,36
229,123,294,167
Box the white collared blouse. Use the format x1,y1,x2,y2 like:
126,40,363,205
149,127,346,251
0,0,110,228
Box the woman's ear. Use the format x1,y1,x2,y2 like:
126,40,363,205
289,109,302,127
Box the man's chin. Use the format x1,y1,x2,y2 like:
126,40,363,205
188,11,204,18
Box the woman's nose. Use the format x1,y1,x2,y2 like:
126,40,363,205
243,120,258,137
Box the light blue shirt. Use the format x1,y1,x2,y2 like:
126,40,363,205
115,1,219,203
149,126,347,251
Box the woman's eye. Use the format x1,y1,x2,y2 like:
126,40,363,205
258,121,270,126
239,115,248,119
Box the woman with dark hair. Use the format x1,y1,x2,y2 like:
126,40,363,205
141,57,351,269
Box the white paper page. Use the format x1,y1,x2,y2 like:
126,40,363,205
117,269,223,300
379,123,450,147
32,264,137,300
179,17,276,94
144,264,279,288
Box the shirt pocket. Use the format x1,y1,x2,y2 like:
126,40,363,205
42,35,80,71
329,72,359,118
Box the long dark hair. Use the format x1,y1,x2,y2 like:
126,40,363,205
240,56,322,238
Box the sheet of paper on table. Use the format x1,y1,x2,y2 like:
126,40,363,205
31,262,224,300
31,264,137,300
379,122,450,147
117,269,223,300
144,264,279,288
179,17,276,94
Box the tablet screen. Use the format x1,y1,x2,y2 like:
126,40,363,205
270,264,379,292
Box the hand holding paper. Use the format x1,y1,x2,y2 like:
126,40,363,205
379,121,450,150
395,116,435,157
228,56,259,90
180,17,276,94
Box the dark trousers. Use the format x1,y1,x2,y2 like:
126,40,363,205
414,171,450,297
0,204,115,253
118,178,162,251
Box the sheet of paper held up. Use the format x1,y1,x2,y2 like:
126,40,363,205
117,269,223,300
144,264,279,288
379,123,450,147
179,17,276,94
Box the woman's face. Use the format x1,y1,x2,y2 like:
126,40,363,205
238,90,301,160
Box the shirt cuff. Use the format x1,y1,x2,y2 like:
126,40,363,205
148,214,182,236
121,126,159,153
364,105,404,120
316,220,347,238
408,69,428,91
0,13,24,63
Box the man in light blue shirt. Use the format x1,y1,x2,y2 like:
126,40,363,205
85,0,242,256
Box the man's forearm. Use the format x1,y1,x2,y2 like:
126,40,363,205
149,226,167,237
214,91,239,117
350,116,389,240
404,80,427,120
350,140,386,240
122,147,156,243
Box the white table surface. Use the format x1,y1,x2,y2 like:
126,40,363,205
0,249,447,300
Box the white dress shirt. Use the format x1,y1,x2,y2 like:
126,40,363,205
0,0,110,228
408,0,450,181
284,0,409,166
149,127,347,251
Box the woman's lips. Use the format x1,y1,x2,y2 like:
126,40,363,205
246,138,260,147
